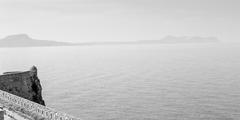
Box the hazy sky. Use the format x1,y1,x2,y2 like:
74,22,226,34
0,0,239,42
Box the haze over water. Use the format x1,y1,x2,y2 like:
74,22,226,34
0,43,240,120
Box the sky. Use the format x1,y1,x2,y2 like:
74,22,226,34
0,0,239,42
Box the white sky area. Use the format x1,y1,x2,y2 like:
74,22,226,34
0,0,239,42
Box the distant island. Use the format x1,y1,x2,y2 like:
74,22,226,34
0,34,220,47
0,34,73,47
138,36,220,44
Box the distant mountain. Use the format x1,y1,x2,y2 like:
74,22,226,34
0,34,220,48
138,36,220,44
0,34,73,47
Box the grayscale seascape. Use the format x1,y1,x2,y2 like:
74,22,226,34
1,43,240,120
1,0,240,119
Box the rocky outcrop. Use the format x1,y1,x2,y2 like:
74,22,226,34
0,66,45,106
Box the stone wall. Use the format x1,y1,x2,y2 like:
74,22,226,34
0,66,45,105
0,90,79,120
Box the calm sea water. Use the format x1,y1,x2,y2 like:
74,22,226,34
1,43,240,120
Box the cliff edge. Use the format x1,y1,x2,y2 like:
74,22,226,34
0,66,45,106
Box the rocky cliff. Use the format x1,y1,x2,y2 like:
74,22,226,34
0,66,45,105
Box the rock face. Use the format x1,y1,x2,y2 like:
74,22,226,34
0,66,45,106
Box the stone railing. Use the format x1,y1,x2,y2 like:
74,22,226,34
0,90,80,120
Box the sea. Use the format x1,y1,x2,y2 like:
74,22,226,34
0,43,240,120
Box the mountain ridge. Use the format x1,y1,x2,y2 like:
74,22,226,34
0,34,73,47
0,34,220,47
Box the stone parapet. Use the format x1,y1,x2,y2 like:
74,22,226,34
0,90,80,120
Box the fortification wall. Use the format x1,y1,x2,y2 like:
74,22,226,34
0,66,45,105
0,66,79,119
0,90,79,120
